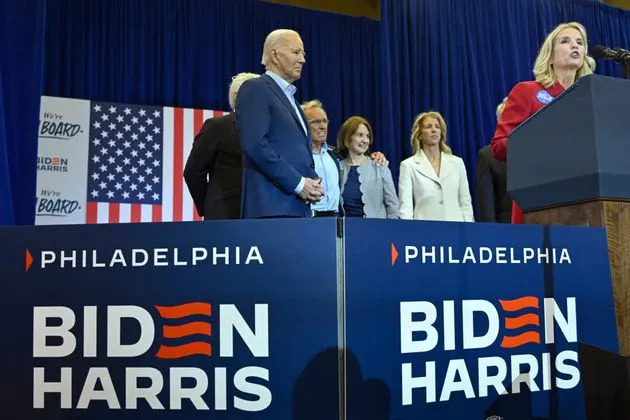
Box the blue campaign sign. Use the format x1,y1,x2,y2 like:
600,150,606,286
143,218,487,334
343,219,618,420
0,218,340,419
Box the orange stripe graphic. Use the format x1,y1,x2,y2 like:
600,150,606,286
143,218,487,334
163,322,211,338
391,243,399,266
500,331,540,348
504,313,540,330
155,342,212,359
25,249,33,272
498,296,539,312
155,302,211,319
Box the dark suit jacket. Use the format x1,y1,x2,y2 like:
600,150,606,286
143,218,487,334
183,113,241,219
476,145,511,223
236,73,317,218
328,146,343,188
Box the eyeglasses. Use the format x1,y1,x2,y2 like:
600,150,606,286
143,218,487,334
308,119,329,126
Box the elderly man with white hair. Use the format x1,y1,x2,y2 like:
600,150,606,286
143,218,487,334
236,29,324,218
184,72,258,220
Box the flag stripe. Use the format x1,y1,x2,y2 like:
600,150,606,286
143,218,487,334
119,204,131,223
192,109,204,221
181,109,195,221
141,204,153,222
162,107,174,222
152,204,162,222
131,204,141,223
97,202,109,224
173,108,184,222
86,202,98,224
109,203,120,223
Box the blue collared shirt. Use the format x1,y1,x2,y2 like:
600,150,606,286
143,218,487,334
265,70,308,194
265,71,308,135
311,142,340,212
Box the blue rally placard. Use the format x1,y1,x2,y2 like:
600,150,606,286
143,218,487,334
343,219,618,420
0,218,340,419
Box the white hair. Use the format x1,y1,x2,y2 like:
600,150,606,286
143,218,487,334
301,99,323,111
261,29,299,67
229,72,258,110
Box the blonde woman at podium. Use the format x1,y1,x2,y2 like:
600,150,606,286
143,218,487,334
398,111,474,222
490,21,596,223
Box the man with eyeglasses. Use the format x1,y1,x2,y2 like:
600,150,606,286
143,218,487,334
302,100,388,217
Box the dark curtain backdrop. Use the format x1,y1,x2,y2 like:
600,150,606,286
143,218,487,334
379,0,630,200
43,0,379,151
5,0,630,225
0,0,46,225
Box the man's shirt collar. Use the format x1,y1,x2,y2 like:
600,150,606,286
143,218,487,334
265,70,297,96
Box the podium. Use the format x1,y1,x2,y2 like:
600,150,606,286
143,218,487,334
508,74,630,355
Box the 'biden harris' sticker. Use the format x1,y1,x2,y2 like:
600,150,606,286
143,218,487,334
536,89,554,105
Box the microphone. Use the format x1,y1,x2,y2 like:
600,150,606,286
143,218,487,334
592,45,630,66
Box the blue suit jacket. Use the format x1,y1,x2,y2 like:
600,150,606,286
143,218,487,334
235,74,317,218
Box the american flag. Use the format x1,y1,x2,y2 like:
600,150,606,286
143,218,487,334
86,101,227,224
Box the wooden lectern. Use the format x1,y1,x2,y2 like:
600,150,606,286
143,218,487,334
508,74,630,355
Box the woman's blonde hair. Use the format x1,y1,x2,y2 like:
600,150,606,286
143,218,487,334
410,111,451,156
337,116,373,158
496,97,508,121
533,22,596,88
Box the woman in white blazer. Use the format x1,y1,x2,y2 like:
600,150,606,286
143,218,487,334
398,111,474,222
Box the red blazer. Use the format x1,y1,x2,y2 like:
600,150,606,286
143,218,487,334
490,80,565,223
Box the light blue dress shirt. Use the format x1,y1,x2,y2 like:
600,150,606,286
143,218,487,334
311,142,340,212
